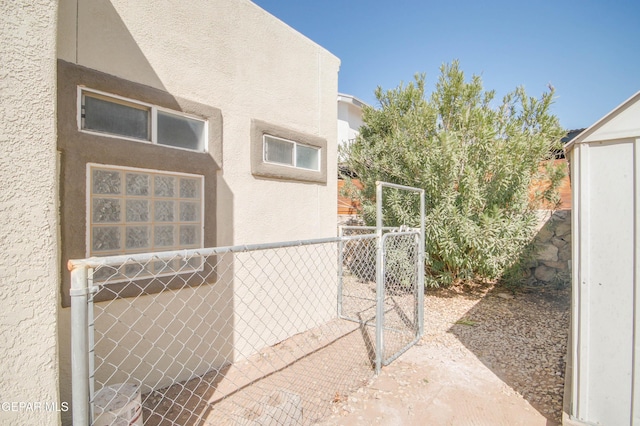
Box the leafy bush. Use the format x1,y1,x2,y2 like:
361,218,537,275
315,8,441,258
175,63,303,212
341,61,565,286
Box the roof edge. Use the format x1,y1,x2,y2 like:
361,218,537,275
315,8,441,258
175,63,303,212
565,90,640,152
338,93,369,109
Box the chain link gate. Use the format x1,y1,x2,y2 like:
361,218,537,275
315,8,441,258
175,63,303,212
338,181,424,374
379,230,421,366
374,182,425,373
70,182,424,425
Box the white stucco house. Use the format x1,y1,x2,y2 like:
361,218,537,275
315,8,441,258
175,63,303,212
337,93,368,159
564,91,640,426
337,93,368,220
0,1,340,424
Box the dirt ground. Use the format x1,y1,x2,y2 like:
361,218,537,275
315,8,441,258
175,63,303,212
139,281,570,425
319,282,571,426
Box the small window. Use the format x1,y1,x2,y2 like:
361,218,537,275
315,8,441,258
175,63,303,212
296,144,320,171
263,135,320,171
157,110,205,151
83,93,150,141
80,88,207,152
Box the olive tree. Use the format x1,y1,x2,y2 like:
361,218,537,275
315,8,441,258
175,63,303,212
341,61,565,286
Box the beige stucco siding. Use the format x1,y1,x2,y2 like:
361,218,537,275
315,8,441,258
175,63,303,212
0,1,61,425
56,1,340,424
58,0,340,247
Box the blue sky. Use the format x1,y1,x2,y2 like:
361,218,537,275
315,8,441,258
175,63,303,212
252,0,639,130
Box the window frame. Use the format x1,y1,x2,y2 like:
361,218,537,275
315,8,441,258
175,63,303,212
78,87,208,153
250,119,327,184
262,134,321,171
58,60,222,306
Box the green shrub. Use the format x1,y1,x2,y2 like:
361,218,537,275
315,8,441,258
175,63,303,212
341,61,565,286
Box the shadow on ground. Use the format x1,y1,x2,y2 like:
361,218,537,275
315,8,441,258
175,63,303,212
440,282,570,425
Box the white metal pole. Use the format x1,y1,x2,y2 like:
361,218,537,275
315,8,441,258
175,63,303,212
337,226,344,318
70,264,90,425
418,189,425,338
375,181,384,374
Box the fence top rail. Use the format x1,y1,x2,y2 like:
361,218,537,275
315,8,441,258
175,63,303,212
340,226,406,231
376,181,425,194
381,230,421,241
67,234,378,270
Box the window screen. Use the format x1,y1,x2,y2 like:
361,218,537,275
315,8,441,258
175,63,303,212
264,135,320,171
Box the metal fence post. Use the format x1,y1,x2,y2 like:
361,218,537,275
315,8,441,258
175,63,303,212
337,226,344,318
418,189,425,339
375,182,384,374
69,263,90,426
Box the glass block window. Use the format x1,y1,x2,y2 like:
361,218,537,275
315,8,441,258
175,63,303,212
88,164,203,261
263,135,320,171
80,88,207,152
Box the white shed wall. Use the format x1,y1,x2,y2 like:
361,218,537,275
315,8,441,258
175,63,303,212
580,102,640,144
567,92,640,425
572,141,636,424
337,95,366,156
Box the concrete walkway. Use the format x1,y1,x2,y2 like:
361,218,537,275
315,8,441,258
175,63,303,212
319,286,568,425
319,343,553,425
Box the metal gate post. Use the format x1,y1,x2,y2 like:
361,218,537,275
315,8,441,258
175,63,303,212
337,226,344,318
69,263,90,425
375,182,384,374
418,189,425,339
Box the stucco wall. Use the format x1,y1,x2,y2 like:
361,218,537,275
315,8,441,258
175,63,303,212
58,0,340,247
0,1,61,425
56,1,340,423
91,283,234,393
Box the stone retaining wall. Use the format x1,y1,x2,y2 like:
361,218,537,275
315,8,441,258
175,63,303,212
525,210,572,286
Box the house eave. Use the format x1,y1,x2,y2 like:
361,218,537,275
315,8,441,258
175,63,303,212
338,93,369,109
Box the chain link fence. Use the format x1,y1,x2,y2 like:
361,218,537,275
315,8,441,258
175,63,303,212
70,183,425,425
70,231,421,426
338,226,380,325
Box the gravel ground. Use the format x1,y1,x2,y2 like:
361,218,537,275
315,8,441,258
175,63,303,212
320,282,571,425
428,283,571,422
